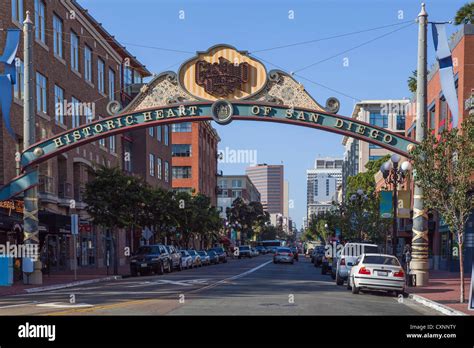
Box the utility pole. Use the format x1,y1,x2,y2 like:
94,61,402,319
22,11,42,284
411,3,429,286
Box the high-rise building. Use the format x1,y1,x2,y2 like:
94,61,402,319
246,164,284,215
341,100,409,199
306,157,343,219
0,0,151,272
171,122,220,206
283,180,290,218
217,175,261,219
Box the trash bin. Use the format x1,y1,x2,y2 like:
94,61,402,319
0,257,14,286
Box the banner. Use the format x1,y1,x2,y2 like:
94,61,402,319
431,23,459,128
397,190,411,219
380,191,393,218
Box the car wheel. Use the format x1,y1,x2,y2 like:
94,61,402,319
351,277,360,294
167,261,172,273
346,277,352,290
178,262,183,271
336,273,344,286
157,262,164,275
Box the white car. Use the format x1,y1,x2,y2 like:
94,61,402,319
179,250,193,269
334,242,379,285
348,253,406,295
273,247,294,264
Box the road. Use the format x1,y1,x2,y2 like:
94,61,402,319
0,255,439,315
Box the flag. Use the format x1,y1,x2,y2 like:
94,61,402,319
431,23,459,128
0,28,21,140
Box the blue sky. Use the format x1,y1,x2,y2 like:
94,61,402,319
79,0,466,228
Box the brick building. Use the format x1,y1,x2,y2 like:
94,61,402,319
0,0,157,275
171,121,220,206
217,174,261,219
404,23,474,272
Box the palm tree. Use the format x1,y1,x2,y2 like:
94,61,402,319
454,3,474,25
407,70,417,93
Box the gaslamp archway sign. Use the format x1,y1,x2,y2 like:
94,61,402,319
0,44,418,200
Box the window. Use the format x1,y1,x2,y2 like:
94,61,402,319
165,161,169,182
232,190,242,199
53,15,63,58
99,137,106,147
369,112,388,128
53,85,63,123
314,179,318,196
396,114,405,130
109,136,115,153
172,144,191,157
13,59,24,100
97,59,105,93
71,97,80,128
148,127,154,137
149,154,155,176
133,72,142,84
172,166,192,179
172,122,192,132
157,158,162,180
124,67,132,88
12,0,24,23
36,72,47,113
156,126,162,141
326,179,330,196
429,105,436,130
439,97,447,132
34,0,45,43
70,31,79,71
84,105,93,124
84,46,92,82
218,180,227,189
108,68,115,101
164,125,169,145
232,179,242,188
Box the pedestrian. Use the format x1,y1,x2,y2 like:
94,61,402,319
403,244,412,285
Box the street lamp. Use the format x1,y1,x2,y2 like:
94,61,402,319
380,154,412,256
349,189,369,240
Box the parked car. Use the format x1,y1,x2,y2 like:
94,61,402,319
130,244,172,276
273,247,294,264
312,245,326,267
348,253,406,296
208,247,227,263
290,246,299,261
251,248,259,257
187,250,202,268
165,245,182,271
238,245,252,258
255,246,267,254
197,250,211,265
179,250,193,269
207,250,219,264
334,243,379,285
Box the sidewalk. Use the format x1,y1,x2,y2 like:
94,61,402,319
408,270,472,315
0,265,130,297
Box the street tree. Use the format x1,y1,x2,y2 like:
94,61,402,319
454,2,474,25
410,114,474,303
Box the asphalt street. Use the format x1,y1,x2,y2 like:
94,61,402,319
0,255,439,315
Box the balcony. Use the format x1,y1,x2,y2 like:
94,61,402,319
38,175,54,195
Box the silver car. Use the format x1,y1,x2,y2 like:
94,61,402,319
273,247,294,264
197,250,211,265
334,243,379,285
179,250,193,269
348,253,406,295
187,250,202,268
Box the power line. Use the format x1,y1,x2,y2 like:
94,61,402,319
250,20,415,53
292,22,415,74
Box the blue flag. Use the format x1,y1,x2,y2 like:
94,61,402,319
0,28,21,140
431,23,459,128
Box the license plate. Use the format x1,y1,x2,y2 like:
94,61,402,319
141,263,147,268
377,271,388,276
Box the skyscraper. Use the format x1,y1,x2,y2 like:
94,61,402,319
246,164,284,215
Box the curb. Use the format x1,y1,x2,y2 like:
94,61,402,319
408,293,467,316
24,275,122,293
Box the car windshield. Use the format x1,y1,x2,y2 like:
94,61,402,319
277,248,291,253
188,250,197,255
137,246,159,254
239,246,250,250
180,251,188,256
198,251,207,256
363,255,400,266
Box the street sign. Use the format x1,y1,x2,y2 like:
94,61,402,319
71,214,78,235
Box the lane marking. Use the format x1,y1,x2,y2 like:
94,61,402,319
37,302,94,308
0,301,42,309
45,259,272,315
125,279,210,288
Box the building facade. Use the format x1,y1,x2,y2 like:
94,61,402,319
404,24,474,272
306,157,343,219
0,0,152,275
246,164,284,215
217,175,261,219
171,121,220,206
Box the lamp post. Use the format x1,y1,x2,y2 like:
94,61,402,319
349,189,369,240
380,154,412,256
